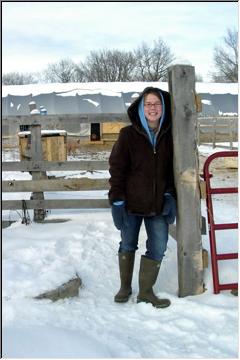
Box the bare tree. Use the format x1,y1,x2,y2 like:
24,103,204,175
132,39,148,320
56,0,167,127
134,38,175,81
73,65,86,82
2,72,37,85
43,58,81,83
83,49,136,81
211,28,238,83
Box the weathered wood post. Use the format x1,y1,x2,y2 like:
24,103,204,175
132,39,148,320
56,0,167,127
28,102,46,222
168,64,204,297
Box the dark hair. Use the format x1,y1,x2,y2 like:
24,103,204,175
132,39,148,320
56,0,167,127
143,87,161,101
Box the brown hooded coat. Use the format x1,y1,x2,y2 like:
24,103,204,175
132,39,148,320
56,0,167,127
108,87,176,216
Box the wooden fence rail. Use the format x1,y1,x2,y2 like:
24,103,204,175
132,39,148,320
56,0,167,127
2,199,110,211
2,178,109,192
2,160,109,172
2,113,130,126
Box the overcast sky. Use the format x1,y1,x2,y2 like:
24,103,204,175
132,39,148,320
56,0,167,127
2,2,238,82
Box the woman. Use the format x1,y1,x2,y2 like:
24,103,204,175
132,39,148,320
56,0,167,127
108,87,176,308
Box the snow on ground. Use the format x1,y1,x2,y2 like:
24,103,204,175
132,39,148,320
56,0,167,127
2,145,239,358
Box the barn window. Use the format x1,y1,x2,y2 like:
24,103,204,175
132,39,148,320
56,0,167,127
19,125,30,131
90,123,101,141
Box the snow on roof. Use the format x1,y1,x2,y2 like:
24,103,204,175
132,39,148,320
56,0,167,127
2,81,238,98
55,88,122,98
195,82,238,95
18,130,67,137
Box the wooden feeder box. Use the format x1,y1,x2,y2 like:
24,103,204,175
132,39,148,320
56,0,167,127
18,130,67,161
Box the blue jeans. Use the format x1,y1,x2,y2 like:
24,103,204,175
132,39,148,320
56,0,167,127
119,212,169,261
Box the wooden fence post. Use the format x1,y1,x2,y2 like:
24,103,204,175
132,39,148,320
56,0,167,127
30,122,46,222
168,64,204,297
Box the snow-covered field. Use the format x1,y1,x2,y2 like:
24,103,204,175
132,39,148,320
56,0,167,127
2,145,239,358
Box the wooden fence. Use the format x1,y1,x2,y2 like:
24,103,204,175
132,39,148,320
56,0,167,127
2,115,121,220
3,156,189,245
2,159,110,212
197,116,238,149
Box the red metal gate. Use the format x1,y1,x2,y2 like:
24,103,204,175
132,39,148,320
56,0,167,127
203,151,238,294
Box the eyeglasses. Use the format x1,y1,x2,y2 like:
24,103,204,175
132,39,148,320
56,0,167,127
144,103,162,109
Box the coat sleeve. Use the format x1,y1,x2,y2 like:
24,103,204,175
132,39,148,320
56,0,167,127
108,128,130,205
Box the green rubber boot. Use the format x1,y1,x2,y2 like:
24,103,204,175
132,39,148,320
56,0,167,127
137,255,170,308
114,252,135,303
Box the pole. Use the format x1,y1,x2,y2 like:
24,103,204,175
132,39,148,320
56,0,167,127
28,102,46,222
168,64,204,297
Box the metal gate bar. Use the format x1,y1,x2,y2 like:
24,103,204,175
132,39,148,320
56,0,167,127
203,151,238,294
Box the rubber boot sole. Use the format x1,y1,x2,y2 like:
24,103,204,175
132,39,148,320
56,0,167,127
114,290,132,303
137,297,170,308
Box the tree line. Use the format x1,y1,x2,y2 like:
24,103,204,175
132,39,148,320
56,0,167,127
3,29,238,85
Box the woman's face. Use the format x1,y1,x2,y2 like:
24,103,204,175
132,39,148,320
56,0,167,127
144,93,162,127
